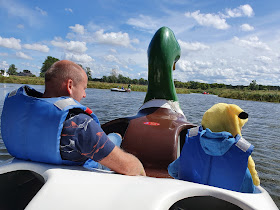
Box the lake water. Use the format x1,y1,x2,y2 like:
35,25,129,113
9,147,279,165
0,83,279,208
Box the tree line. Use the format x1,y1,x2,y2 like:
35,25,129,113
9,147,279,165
174,80,280,91
0,64,35,77
1,56,279,91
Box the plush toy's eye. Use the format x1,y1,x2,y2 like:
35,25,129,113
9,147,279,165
238,112,248,119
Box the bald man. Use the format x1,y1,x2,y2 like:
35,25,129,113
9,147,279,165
2,60,145,176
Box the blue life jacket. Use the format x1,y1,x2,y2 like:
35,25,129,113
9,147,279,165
1,85,100,165
178,126,255,193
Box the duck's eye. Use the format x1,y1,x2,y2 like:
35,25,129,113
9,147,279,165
238,112,248,119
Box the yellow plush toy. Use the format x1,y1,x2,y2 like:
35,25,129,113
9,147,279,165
201,103,260,186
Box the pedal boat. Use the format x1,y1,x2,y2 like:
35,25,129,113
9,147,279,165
0,27,278,210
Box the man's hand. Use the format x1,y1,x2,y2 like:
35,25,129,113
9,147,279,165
99,146,146,176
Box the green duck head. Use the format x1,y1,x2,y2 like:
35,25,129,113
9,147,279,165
144,27,181,103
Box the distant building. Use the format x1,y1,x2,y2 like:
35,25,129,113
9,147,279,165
17,70,35,77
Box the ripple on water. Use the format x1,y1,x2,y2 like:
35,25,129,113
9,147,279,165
0,84,280,208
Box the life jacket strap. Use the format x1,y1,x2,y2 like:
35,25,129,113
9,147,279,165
54,98,77,110
188,126,200,137
235,137,251,152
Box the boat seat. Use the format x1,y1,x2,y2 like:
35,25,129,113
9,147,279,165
0,170,45,209
107,107,194,178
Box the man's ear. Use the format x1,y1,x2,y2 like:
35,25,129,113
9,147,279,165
66,79,74,95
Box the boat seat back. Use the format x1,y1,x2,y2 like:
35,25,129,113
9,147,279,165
122,107,194,177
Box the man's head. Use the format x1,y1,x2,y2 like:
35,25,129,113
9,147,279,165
44,60,88,102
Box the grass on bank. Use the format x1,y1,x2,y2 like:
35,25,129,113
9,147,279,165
1,75,280,103
0,75,44,85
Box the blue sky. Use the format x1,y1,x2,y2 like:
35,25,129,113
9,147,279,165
1,0,280,86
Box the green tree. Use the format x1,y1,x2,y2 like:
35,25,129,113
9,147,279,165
139,78,147,85
188,81,199,89
117,74,131,84
132,79,138,84
7,64,17,75
85,67,93,81
249,80,259,90
40,56,59,77
200,83,209,90
174,81,184,88
108,75,118,83
102,76,108,83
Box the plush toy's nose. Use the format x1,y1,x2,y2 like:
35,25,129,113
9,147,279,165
238,112,248,119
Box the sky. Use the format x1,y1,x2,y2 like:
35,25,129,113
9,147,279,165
1,0,280,86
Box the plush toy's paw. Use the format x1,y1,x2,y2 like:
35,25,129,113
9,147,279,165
248,155,260,186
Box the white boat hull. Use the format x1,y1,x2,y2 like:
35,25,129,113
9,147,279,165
0,158,278,210
111,88,131,92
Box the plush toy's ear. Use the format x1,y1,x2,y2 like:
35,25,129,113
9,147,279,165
226,104,248,136
238,112,248,119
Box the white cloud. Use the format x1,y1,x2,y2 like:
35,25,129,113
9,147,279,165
194,60,212,68
104,54,121,64
35,7,47,16
64,52,94,63
253,65,270,73
66,41,87,53
0,1,40,26
17,24,24,29
51,39,87,53
23,43,49,52
0,61,9,68
94,29,139,47
225,4,254,18
184,5,254,31
177,60,192,72
240,24,254,31
87,21,101,31
240,4,254,17
65,8,73,13
232,36,271,51
0,36,21,50
16,52,33,60
185,10,229,30
69,24,85,35
256,56,272,64
174,35,280,85
177,59,212,73
67,26,139,49
138,71,148,79
216,58,228,66
127,15,158,31
178,40,209,52
110,48,117,53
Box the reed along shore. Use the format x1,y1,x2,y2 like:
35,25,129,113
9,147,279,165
1,75,279,103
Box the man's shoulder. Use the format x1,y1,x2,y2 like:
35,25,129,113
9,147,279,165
67,110,93,121
64,112,100,129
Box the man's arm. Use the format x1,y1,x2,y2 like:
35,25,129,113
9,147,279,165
61,113,145,176
99,146,146,176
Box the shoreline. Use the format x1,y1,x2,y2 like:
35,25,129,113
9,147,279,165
1,76,279,103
